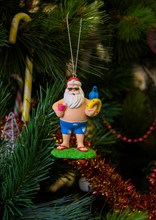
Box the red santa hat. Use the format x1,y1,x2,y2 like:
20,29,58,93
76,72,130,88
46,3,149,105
66,77,82,87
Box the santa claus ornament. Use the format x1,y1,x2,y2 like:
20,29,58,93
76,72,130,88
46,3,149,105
51,14,102,159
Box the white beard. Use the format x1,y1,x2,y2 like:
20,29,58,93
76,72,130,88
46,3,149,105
63,87,85,108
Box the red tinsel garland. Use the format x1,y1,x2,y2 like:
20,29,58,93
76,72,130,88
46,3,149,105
67,155,156,219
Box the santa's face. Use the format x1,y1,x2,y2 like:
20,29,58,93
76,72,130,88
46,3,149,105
63,84,85,108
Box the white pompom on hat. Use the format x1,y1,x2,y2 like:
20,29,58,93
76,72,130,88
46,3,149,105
66,77,82,87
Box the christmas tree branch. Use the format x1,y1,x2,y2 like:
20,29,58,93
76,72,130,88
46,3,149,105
0,80,64,220
18,195,94,220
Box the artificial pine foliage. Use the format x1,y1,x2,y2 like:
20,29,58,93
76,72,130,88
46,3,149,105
0,81,11,117
18,195,94,220
104,209,147,220
0,24,8,46
103,0,156,62
0,0,107,82
1,0,156,219
0,82,64,220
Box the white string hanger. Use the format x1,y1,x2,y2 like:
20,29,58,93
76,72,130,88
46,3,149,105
66,13,82,78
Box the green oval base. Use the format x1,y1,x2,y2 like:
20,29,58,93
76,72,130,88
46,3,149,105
51,147,96,159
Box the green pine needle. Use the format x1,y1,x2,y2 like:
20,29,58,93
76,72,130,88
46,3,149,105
0,81,11,117
0,24,8,47
117,6,156,41
18,195,94,220
105,209,147,220
119,88,153,137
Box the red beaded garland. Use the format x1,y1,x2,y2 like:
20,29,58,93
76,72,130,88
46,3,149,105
103,117,156,143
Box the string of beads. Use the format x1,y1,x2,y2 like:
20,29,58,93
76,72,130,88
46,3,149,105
103,117,156,142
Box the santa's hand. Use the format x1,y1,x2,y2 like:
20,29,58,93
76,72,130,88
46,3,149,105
85,98,102,117
85,106,97,117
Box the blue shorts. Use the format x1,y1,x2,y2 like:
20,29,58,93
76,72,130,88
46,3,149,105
60,120,87,135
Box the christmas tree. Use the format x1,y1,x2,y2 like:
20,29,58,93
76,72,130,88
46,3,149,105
0,0,156,219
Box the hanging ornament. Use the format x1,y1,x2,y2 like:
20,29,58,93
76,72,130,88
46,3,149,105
48,171,76,193
79,177,90,192
51,14,102,159
1,112,19,154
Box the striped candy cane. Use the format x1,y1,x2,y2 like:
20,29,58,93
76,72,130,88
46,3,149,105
9,13,33,122
12,74,23,117
22,56,33,122
9,13,31,44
